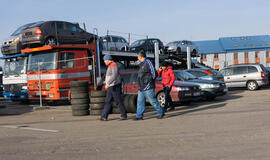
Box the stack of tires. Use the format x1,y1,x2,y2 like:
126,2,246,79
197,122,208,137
89,91,106,115
123,94,137,113
70,81,90,116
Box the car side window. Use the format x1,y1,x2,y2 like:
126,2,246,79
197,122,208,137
233,66,247,75
104,36,111,42
112,37,119,43
120,38,127,43
221,68,232,76
248,66,258,73
60,52,74,69
66,23,77,32
56,22,64,30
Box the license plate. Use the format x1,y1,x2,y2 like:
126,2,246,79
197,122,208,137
10,94,15,97
224,88,228,92
193,92,200,96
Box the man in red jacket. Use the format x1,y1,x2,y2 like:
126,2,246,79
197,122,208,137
158,61,176,112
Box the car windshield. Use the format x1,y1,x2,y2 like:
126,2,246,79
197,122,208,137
28,52,57,71
174,71,196,81
11,23,37,36
167,41,180,46
131,40,145,47
4,57,27,76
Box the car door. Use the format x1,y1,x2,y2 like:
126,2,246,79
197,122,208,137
126,73,139,94
54,22,68,43
220,68,233,87
229,66,248,87
246,66,259,81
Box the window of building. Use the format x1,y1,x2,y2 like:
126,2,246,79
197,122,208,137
266,51,270,58
214,54,218,59
244,44,248,47
255,51,259,58
244,52,249,59
60,52,74,69
234,53,238,60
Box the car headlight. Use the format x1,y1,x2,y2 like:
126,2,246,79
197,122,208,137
200,84,220,89
22,86,27,90
176,87,190,91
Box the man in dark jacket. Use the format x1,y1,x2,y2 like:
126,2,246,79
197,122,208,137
100,54,127,121
158,61,175,112
134,51,164,120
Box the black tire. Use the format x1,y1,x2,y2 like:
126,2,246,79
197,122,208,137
123,95,131,113
44,37,56,46
71,93,89,99
70,87,89,93
176,47,181,54
247,81,258,91
90,109,103,115
89,103,104,110
112,107,120,114
90,90,106,97
206,96,216,101
72,104,89,110
70,81,89,87
71,98,89,105
192,49,197,55
72,110,90,116
157,92,165,107
90,97,106,104
128,95,137,113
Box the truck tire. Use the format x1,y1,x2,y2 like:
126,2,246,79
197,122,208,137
89,103,104,110
70,81,89,87
90,109,103,115
128,95,137,113
90,91,106,97
70,87,89,93
123,95,131,113
71,93,89,99
72,104,89,110
72,110,90,116
112,107,120,114
71,98,89,105
90,97,106,104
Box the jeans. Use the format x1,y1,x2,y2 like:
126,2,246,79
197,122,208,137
164,87,174,110
136,88,164,118
101,84,127,119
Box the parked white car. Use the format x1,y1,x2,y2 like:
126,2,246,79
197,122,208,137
102,35,129,51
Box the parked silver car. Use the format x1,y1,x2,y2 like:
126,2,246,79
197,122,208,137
220,64,269,90
102,35,128,51
164,40,198,56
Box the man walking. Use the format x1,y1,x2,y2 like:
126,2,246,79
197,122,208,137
158,61,175,112
100,54,127,121
134,51,164,120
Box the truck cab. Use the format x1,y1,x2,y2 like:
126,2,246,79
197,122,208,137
21,44,97,101
1,54,28,101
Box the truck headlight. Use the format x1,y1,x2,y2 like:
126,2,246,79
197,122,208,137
22,86,27,90
48,94,54,98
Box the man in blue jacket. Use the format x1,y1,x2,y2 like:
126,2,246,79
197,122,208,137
134,51,165,120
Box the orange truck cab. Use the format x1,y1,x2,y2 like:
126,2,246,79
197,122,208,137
21,44,98,101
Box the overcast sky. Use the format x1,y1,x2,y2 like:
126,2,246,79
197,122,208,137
1,0,270,45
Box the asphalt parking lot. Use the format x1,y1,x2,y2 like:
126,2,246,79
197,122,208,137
1,88,270,160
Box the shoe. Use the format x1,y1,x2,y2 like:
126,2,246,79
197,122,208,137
157,114,165,119
133,117,143,121
120,117,127,120
168,107,175,112
99,117,108,121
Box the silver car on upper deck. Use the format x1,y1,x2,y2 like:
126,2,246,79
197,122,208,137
164,40,198,57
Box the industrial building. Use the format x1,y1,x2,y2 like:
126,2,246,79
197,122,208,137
194,35,270,70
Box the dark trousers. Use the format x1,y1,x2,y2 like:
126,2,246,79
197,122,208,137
101,84,127,119
164,87,174,109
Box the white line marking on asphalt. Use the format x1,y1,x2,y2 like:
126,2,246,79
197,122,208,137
1,125,59,133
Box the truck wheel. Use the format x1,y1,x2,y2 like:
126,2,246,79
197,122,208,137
71,93,89,99
71,98,89,105
72,104,89,110
90,97,106,104
72,109,89,116
128,95,137,113
123,95,131,113
112,107,120,114
247,81,258,91
70,81,89,87
89,103,104,110
90,91,106,97
157,92,165,107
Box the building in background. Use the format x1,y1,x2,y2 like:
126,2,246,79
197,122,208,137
194,35,270,70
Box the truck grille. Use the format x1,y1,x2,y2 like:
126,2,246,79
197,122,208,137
4,84,23,92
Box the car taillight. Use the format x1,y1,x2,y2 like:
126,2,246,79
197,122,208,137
204,70,214,76
35,28,43,35
261,72,265,78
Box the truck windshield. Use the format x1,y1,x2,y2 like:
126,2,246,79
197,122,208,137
28,52,57,71
4,57,27,77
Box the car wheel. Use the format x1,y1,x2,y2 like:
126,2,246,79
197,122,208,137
176,47,181,55
159,48,164,54
247,81,258,91
44,37,56,46
192,49,197,55
157,92,165,107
